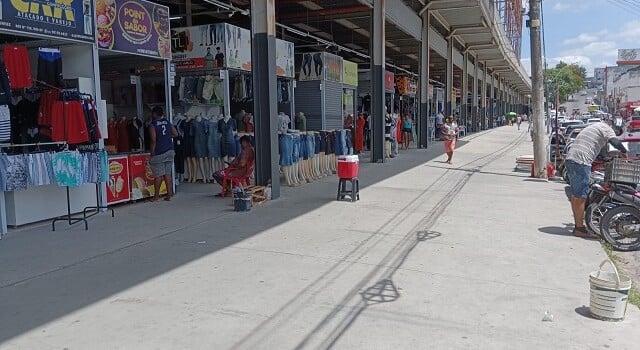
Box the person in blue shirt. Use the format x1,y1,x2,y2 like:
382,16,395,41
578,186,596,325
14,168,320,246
149,106,178,201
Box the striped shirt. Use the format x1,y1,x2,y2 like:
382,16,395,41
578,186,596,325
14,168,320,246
566,122,617,165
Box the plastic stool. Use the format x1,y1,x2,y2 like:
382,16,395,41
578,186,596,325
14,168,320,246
337,178,360,202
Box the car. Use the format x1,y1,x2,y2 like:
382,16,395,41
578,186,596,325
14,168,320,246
587,118,601,124
580,91,587,96
566,128,583,142
564,124,587,138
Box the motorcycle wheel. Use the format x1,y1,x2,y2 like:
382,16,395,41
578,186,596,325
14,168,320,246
585,202,616,235
600,205,640,251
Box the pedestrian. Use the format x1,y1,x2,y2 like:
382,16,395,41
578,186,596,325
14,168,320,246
442,116,459,164
565,122,628,237
402,115,413,150
435,110,444,139
516,115,522,130
148,106,178,202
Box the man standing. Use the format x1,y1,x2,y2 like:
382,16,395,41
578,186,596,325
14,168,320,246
565,122,627,237
516,114,522,130
149,106,178,202
214,47,225,68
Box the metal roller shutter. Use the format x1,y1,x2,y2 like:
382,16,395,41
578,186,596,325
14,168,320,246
295,81,322,130
324,81,343,130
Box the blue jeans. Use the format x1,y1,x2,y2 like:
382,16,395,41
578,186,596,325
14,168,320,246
565,159,591,198
279,134,293,166
292,134,300,162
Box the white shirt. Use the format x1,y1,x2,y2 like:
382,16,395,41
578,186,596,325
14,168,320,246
436,113,444,125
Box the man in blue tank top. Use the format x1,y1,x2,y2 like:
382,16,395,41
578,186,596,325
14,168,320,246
149,106,178,201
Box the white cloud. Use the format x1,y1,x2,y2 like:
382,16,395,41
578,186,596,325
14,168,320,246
521,57,532,76
553,3,571,11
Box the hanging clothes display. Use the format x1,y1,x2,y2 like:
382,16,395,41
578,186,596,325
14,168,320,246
355,114,365,152
27,152,54,186
116,118,130,152
0,60,12,143
2,45,32,89
52,151,84,187
37,48,64,88
0,154,28,191
50,93,101,145
191,118,208,158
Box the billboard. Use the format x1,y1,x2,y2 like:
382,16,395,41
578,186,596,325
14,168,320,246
96,0,171,59
618,49,640,65
171,24,226,71
0,0,94,43
276,39,294,78
225,24,252,71
299,52,343,81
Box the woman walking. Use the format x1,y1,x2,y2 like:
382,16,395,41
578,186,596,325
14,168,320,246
402,115,413,150
442,116,459,164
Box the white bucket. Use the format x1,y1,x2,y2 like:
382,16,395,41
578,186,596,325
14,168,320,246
589,259,632,321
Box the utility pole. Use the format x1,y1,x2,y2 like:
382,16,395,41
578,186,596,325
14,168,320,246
528,0,547,178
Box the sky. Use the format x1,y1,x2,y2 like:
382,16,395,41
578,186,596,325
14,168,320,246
520,0,640,77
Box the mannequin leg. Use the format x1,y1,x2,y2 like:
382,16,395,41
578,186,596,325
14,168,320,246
198,158,207,183
209,158,216,178
188,157,197,183
204,158,211,182
292,162,300,185
314,156,321,179
217,158,224,172
297,160,306,183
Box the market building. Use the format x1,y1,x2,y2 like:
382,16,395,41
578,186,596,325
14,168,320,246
0,0,531,235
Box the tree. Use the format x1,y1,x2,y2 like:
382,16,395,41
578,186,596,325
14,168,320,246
546,62,586,102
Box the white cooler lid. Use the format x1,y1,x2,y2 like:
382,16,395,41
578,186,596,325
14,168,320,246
338,155,359,162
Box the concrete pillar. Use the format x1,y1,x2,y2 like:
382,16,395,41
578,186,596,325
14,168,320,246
370,0,386,163
419,11,430,148
251,0,280,198
445,37,454,116
472,56,479,132
481,64,487,130
461,51,469,130
490,74,496,128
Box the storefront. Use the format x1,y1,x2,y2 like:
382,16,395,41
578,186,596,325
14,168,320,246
95,0,172,203
170,23,295,182
357,69,396,114
395,75,417,118
0,0,108,235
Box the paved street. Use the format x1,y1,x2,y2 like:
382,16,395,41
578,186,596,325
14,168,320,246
1,127,639,349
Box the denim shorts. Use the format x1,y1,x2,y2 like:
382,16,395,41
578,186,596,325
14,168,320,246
292,134,300,162
565,159,591,198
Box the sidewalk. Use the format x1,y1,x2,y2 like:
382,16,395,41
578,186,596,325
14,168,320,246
1,126,638,349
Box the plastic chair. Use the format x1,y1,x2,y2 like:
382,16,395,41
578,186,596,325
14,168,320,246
458,125,467,137
221,159,255,197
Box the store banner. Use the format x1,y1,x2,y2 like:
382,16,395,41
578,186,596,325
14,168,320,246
276,38,295,78
299,52,343,81
106,155,131,205
96,0,171,59
1,0,95,43
343,60,358,87
171,24,226,71
225,24,252,71
396,76,417,96
384,71,395,91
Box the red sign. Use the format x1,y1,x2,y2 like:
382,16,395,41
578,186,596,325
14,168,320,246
106,156,131,205
384,71,395,91
128,153,166,200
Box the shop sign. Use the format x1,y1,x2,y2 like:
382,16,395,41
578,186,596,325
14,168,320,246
106,155,131,205
172,24,226,71
1,0,95,43
618,48,640,65
343,60,358,87
299,52,343,81
225,24,252,71
384,71,395,91
96,0,171,59
276,38,295,78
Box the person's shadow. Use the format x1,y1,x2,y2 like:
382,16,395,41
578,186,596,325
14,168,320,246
539,223,574,236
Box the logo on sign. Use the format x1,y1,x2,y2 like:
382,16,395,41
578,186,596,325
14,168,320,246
109,161,124,174
10,0,77,27
118,1,152,44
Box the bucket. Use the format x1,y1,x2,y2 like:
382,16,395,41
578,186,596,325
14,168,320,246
589,259,632,321
233,191,252,212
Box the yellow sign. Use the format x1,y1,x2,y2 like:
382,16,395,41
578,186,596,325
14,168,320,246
343,60,358,87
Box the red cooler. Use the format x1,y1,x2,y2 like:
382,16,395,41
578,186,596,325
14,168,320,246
337,155,359,179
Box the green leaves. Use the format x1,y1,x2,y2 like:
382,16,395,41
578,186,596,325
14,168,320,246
546,62,587,102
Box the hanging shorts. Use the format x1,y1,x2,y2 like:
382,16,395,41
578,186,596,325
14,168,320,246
0,105,11,142
37,48,63,87
51,101,89,144
3,45,32,89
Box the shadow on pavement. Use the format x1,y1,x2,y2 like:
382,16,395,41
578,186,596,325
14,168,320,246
574,306,596,320
0,137,476,343
539,224,574,236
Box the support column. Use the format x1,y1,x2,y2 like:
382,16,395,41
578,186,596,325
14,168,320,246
461,51,469,130
481,64,487,130
371,0,386,163
445,37,454,116
419,10,430,148
251,0,280,198
490,74,496,128
472,56,478,132
186,0,193,26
